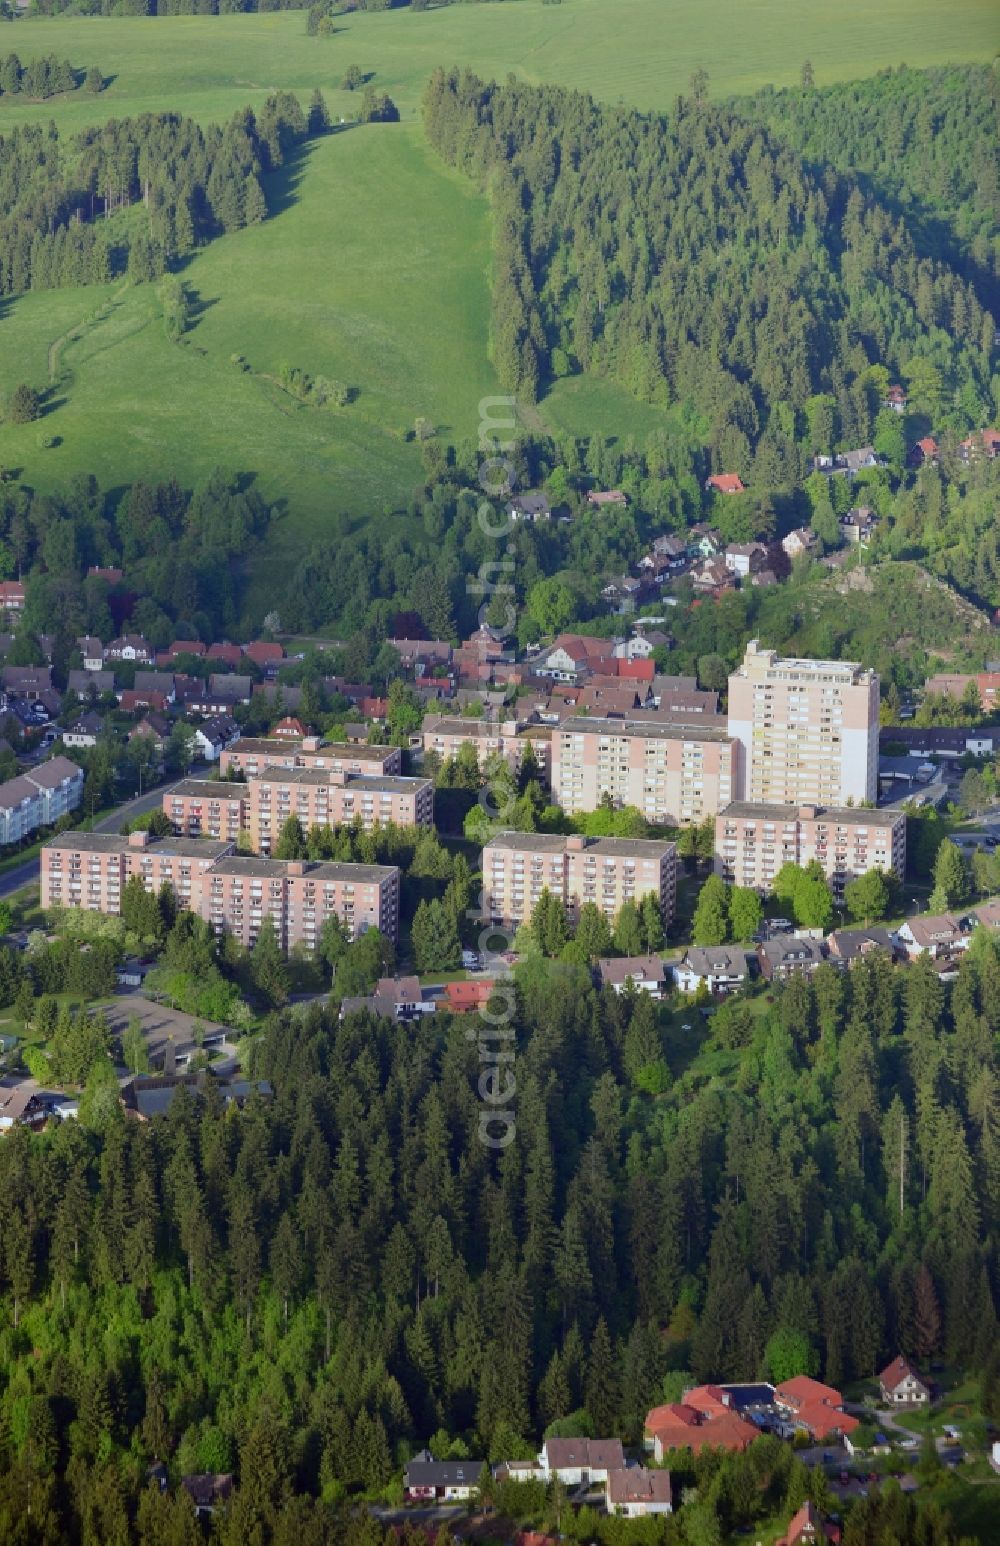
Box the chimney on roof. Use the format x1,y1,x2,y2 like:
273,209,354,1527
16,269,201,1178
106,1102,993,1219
128,830,151,849
301,736,321,752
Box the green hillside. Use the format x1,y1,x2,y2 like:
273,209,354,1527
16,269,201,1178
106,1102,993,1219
0,2,996,610
1,0,997,131
0,123,498,599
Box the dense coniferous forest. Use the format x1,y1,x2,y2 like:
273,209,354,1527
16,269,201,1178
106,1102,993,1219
734,65,1000,318
0,943,997,1538
0,91,307,296
422,71,994,469
0,472,273,640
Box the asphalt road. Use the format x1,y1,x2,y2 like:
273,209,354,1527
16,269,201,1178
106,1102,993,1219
0,778,184,901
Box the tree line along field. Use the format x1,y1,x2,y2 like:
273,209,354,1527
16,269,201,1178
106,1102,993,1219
0,1,997,603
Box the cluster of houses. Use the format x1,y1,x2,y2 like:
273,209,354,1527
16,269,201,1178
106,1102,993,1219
399,1361,929,1528
908,426,1000,469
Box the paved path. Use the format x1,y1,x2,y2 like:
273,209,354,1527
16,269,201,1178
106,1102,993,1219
0,779,184,901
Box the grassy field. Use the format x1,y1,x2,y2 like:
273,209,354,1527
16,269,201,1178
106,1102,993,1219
0,123,498,599
0,2,996,612
1,3,996,131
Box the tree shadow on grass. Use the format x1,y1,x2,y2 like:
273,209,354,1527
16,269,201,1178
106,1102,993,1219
263,123,359,220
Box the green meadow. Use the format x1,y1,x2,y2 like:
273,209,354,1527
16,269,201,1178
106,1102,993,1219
0,1,996,607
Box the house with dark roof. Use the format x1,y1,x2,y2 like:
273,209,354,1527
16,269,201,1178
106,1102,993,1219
674,946,748,995
537,1437,625,1485
596,955,667,996
403,1450,484,1501
605,1467,672,1517
507,491,551,522
758,937,825,980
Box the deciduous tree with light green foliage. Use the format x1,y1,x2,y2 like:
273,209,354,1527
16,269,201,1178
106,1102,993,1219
692,874,729,946
844,867,891,923
929,838,968,911
728,885,762,941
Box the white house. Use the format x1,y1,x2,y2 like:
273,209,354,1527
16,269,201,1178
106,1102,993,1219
878,1356,931,1406
674,946,748,995
606,1467,673,1518
537,1437,625,1485
597,955,667,997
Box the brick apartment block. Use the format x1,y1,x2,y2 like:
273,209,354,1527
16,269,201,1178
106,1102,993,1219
41,831,234,915
201,856,399,949
421,716,551,777
482,832,676,930
728,640,879,806
40,832,400,947
247,767,433,852
219,735,402,779
552,716,739,824
714,802,905,898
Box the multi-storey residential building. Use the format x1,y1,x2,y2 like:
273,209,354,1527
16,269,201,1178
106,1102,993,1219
41,831,235,914
40,834,400,948
714,802,905,897
200,856,399,949
219,736,401,779
552,717,739,824
727,640,879,806
248,768,433,852
0,757,85,847
421,716,550,778
164,780,249,843
482,832,676,929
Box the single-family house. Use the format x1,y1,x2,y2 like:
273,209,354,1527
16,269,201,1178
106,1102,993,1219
180,1475,234,1520
824,927,897,967
2,665,52,701
372,976,435,1021
129,713,170,755
77,636,106,672
120,688,169,716
878,1355,931,1406
605,1468,672,1518
105,635,154,664
531,634,615,682
909,436,939,468
242,641,285,672
537,1438,625,1486
62,712,104,749
68,668,115,700
442,980,495,1015
588,489,629,509
193,716,240,762
403,1450,483,1501
724,541,768,578
885,384,907,414
597,955,667,996
674,946,748,996
781,528,816,560
507,492,551,523
686,524,723,558
602,575,644,614
758,937,825,980
88,565,123,585
690,556,735,593
837,447,878,474
840,507,877,545
0,580,25,615
895,913,971,959
207,642,244,669
776,1501,841,1546
705,473,746,495
132,670,177,705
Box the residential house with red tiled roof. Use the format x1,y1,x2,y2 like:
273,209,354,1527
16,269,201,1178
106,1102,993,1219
909,435,939,467
705,473,746,495
878,1355,930,1406
777,1501,841,1546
